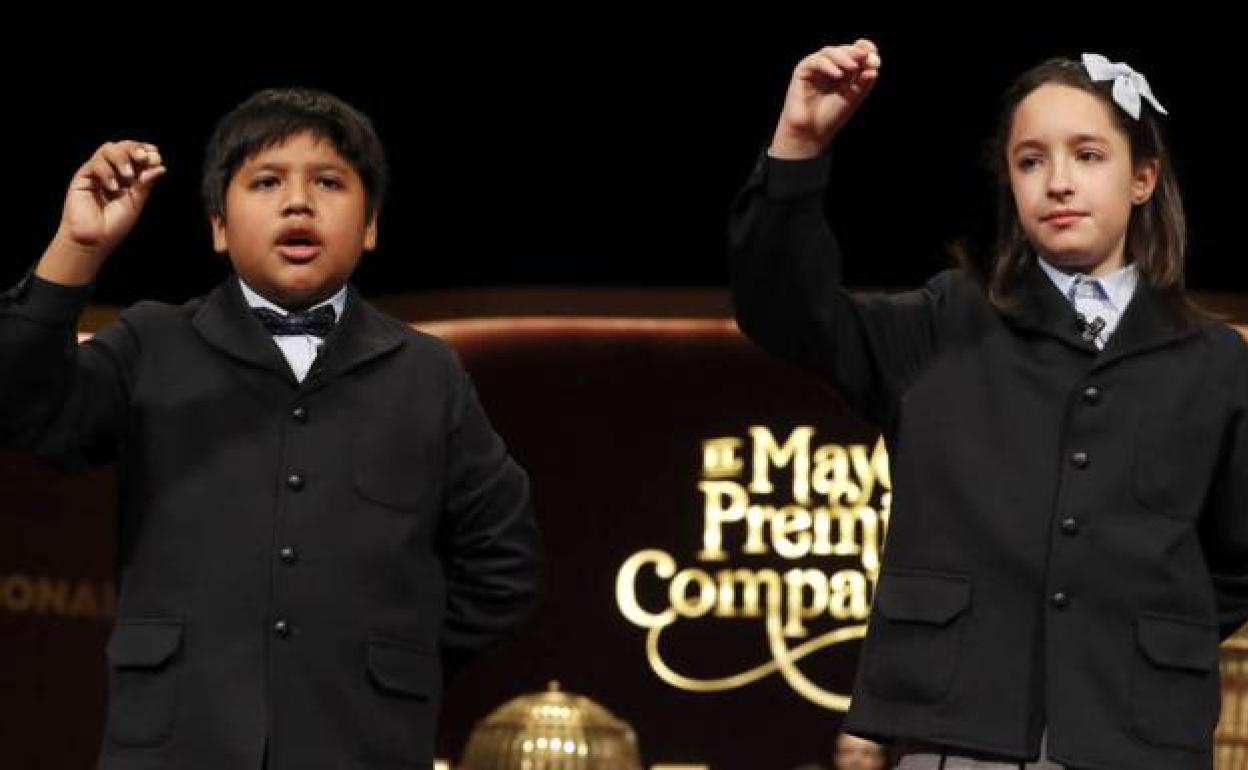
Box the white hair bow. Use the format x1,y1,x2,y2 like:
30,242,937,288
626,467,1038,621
1081,53,1168,120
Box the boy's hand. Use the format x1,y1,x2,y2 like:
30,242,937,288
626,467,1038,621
37,141,166,285
770,40,881,160
61,141,166,255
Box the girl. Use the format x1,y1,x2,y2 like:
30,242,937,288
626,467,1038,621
729,40,1247,770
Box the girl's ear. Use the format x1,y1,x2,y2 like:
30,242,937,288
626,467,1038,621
1132,158,1159,205
363,212,379,252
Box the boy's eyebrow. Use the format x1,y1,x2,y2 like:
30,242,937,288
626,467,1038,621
249,160,352,173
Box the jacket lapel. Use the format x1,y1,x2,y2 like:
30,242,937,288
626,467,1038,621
1004,259,1197,369
192,278,297,383
299,285,406,393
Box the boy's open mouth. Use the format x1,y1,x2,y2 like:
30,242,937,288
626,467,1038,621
276,228,323,262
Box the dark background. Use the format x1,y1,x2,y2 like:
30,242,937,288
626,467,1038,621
7,19,1241,304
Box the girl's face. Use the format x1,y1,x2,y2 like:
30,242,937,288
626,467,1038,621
1006,83,1157,276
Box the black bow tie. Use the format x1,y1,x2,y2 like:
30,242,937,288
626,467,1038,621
252,305,337,337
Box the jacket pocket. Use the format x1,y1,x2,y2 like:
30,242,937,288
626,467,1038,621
862,568,972,704
105,618,185,747
1132,416,1222,521
362,636,440,764
352,427,437,512
366,637,440,701
1130,612,1221,751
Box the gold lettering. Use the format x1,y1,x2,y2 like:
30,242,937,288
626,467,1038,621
68,580,99,618
697,481,749,561
812,444,861,504
670,569,716,618
771,505,813,559
829,570,870,619
702,438,744,478
2,574,34,613
749,427,813,504
783,568,829,638
35,578,70,616
0,574,116,620
616,550,678,628
616,428,895,711
743,505,773,555
714,569,782,618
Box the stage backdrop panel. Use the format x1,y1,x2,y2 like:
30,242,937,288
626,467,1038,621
3,291,1246,769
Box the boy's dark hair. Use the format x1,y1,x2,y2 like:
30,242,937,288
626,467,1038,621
202,87,388,221
958,57,1197,325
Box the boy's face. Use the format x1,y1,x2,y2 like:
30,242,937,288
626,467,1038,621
211,131,377,310
1006,84,1156,277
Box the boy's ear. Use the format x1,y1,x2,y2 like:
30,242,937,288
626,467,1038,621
363,212,379,252
210,215,229,254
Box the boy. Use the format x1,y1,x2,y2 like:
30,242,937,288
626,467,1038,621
0,88,542,769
